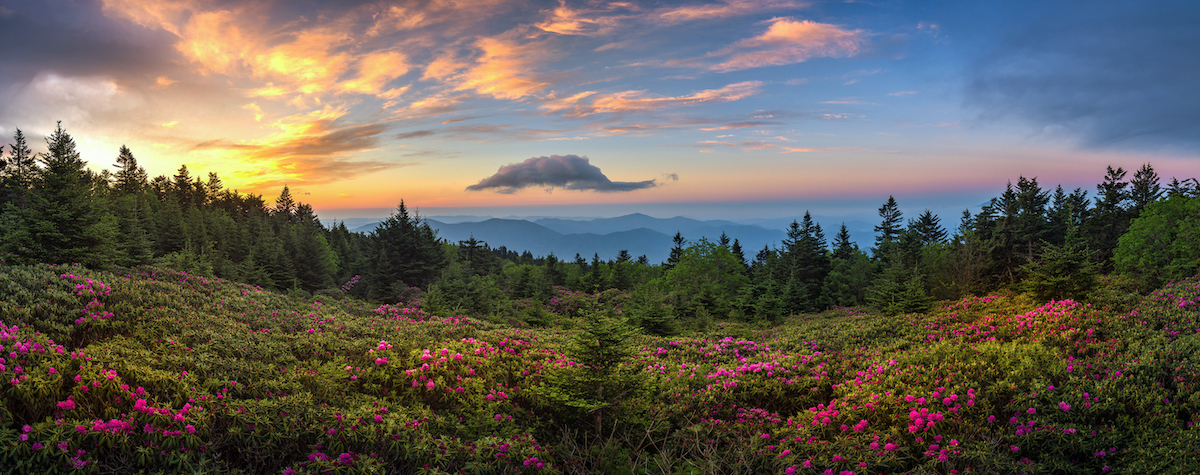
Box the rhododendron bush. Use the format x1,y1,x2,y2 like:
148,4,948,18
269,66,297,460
1,263,1198,473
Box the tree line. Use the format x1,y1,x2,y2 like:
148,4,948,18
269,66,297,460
2,123,1198,332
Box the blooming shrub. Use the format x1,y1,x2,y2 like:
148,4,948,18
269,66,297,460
0,263,1198,473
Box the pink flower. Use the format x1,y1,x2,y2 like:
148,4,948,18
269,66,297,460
425,380,435,390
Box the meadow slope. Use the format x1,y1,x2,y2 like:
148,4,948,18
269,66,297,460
1,263,1198,474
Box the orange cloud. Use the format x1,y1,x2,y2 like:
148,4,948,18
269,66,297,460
541,81,762,117
427,31,556,100
709,17,867,71
337,51,410,95
654,0,805,24
535,1,630,36
190,106,400,191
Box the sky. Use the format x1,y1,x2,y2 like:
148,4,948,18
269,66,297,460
1,0,1197,225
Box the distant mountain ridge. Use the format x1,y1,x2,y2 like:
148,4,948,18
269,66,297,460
342,213,788,263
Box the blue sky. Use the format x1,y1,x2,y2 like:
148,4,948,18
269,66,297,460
0,0,1196,226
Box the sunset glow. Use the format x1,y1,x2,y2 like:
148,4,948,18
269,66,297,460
1,0,1196,219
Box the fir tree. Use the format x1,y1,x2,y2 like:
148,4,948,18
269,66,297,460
832,223,856,260
911,210,947,245
112,145,147,195
26,122,119,267
1128,163,1162,218
664,231,686,269
2,129,35,209
873,196,903,259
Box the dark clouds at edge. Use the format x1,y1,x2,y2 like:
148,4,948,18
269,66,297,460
963,0,1200,153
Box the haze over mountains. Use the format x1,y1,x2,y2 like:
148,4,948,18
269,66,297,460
336,213,878,263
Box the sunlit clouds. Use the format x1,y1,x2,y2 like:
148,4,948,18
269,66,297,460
541,81,762,117
708,18,867,72
0,0,1193,218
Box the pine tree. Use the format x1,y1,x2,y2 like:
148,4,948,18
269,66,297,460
1128,163,1162,218
26,122,119,267
832,223,856,260
112,145,147,195
273,185,297,222
172,165,194,208
2,129,35,209
664,231,686,269
367,201,446,299
911,210,947,245
873,196,903,259
731,238,746,270
1089,166,1130,270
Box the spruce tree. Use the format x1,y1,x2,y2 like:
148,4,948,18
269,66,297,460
112,145,147,195
873,196,903,259
1128,163,1162,218
911,210,947,245
1089,166,1130,270
664,231,686,269
2,129,35,209
832,223,856,260
26,122,118,267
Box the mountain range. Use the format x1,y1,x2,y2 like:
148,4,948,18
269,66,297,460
332,212,888,263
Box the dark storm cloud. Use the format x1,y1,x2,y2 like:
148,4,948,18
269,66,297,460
0,0,178,83
965,1,1200,152
466,154,658,193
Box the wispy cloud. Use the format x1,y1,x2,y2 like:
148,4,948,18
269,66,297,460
189,105,400,190
706,17,867,71
653,0,806,24
424,29,558,100
466,154,658,193
541,81,762,117
534,1,633,36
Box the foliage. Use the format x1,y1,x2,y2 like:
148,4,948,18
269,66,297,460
1114,195,1200,290
1,263,1200,473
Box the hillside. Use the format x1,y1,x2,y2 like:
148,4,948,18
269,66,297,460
2,263,1198,473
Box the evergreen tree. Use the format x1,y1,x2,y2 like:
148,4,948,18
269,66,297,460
172,165,194,208
873,196,903,259
664,232,686,269
367,201,446,300
112,145,147,195
273,185,297,223
25,122,118,267
731,238,746,271
1128,163,1162,218
1089,166,1130,270
832,223,856,260
911,210,947,245
2,129,35,209
1019,225,1098,302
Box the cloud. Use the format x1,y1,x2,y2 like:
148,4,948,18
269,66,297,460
424,30,557,101
707,17,867,71
699,120,778,131
965,1,1200,151
188,105,401,190
396,129,437,140
697,140,817,153
888,90,916,96
541,81,762,117
653,0,805,24
534,1,631,36
466,154,657,193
